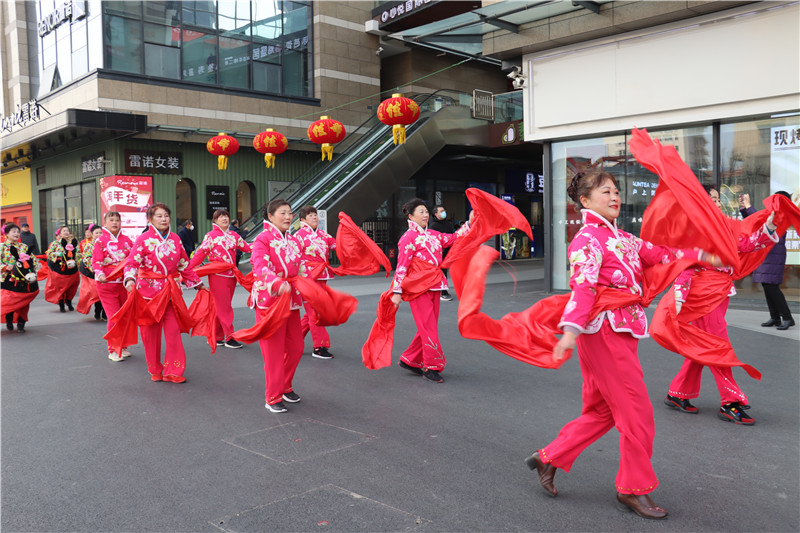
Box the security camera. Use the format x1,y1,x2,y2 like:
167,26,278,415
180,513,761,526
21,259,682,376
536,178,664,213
376,46,384,56
506,65,522,79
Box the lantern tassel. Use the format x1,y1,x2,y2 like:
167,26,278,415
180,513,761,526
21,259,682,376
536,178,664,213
392,124,407,145
217,155,228,170
321,143,334,161
265,153,276,168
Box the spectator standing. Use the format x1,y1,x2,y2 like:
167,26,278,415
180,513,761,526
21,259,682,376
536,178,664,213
177,219,196,258
740,192,795,330
427,205,455,301
231,219,246,266
19,224,40,255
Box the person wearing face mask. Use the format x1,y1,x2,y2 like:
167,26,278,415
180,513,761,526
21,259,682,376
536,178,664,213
663,184,778,426
390,198,473,383
44,225,81,312
93,211,135,362
250,199,309,413
178,219,196,258
427,205,455,301
188,209,252,349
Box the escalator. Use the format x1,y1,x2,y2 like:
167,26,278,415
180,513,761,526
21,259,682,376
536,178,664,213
240,89,487,240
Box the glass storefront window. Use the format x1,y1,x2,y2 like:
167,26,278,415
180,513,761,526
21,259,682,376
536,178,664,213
218,36,250,88
182,30,218,83
182,2,216,30
143,1,181,25
104,1,142,18
219,0,251,36
145,43,180,79
253,60,281,93
252,2,282,42
721,117,800,302
104,15,142,74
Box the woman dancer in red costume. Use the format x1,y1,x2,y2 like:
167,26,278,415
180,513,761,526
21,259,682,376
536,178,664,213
250,199,308,413
188,209,251,349
44,226,80,312
526,170,723,520
93,211,134,361
390,198,472,383
123,203,203,383
663,185,777,425
295,205,337,359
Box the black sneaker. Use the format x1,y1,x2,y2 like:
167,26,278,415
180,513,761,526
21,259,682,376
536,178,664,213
6,313,14,331
59,301,66,313
312,347,334,359
225,339,243,349
398,360,423,376
718,402,755,425
16,320,25,333
282,391,301,403
265,401,288,413
423,369,444,383
65,300,74,311
664,395,699,414
440,291,453,301
216,340,226,346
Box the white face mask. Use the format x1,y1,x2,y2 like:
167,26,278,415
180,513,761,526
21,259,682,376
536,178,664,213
189,225,194,231
439,210,447,219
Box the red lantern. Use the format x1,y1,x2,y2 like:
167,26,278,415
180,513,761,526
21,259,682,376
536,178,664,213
253,129,288,168
377,93,420,145
307,116,346,161
206,133,239,170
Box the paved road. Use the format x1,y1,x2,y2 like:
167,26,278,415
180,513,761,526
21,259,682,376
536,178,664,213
2,261,798,532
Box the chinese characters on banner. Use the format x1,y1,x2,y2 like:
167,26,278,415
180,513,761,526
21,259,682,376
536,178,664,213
81,153,105,178
125,150,182,174
770,125,800,263
100,175,153,241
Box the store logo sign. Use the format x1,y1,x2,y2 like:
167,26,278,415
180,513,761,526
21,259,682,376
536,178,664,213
0,99,43,134
38,1,86,37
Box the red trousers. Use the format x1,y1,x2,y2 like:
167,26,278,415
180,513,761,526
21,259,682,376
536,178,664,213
399,291,446,372
300,279,330,348
209,274,237,341
257,309,303,405
96,282,129,352
140,305,186,377
668,298,748,406
540,321,658,495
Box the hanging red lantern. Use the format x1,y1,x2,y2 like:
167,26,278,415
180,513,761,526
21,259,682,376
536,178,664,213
377,93,420,145
307,116,345,161
253,129,288,169
206,133,239,170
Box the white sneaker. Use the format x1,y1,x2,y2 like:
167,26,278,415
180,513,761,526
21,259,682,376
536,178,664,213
108,351,124,362
121,349,132,358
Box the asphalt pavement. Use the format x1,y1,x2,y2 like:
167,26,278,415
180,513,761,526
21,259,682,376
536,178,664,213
2,259,798,532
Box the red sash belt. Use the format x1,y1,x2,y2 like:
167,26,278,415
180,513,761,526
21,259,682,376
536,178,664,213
233,275,357,344
193,261,254,292
103,270,217,355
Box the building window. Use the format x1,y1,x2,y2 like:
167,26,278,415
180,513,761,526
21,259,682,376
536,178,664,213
721,117,800,301
104,15,142,74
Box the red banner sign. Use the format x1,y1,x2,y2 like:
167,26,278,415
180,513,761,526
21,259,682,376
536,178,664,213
99,175,153,241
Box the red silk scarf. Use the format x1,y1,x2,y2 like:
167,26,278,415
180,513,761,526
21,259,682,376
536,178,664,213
232,276,358,344
103,271,217,355
306,212,392,280
193,261,254,292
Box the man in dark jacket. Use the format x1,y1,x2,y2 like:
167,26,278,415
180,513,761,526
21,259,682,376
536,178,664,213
428,205,454,301
19,224,40,255
741,192,795,330
231,219,246,266
177,219,196,258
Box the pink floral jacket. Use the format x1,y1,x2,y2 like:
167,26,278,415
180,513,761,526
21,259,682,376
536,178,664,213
188,223,252,277
295,222,337,280
392,219,470,294
123,225,201,299
92,228,134,283
673,222,778,301
250,221,307,310
559,210,702,338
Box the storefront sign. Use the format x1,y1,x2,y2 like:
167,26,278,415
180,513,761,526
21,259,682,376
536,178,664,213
38,1,86,37
375,0,435,25
628,179,657,201
0,168,33,206
473,90,494,121
0,99,43,134
771,126,799,151
124,149,182,174
99,175,153,240
489,121,524,146
770,125,800,263
505,170,544,195
81,153,105,179
206,186,230,219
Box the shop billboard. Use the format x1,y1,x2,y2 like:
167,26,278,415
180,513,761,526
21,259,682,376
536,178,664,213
99,175,153,241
